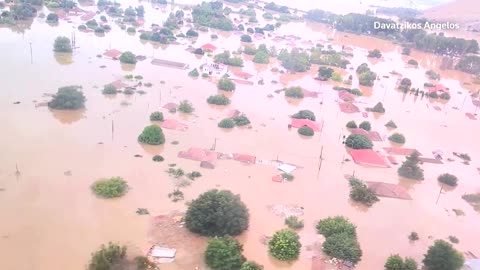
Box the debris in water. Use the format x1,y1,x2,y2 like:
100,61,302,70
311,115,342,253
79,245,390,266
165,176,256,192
267,204,304,217
98,142,103,144
0,188,5,192
99,65,106,68
64,171,72,176
134,154,143,158
136,208,150,215
168,163,176,167
171,141,179,145
13,101,20,104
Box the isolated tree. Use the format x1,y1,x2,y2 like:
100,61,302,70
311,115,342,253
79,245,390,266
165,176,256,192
438,173,458,187
322,232,362,264
205,237,246,270
316,216,356,238
345,134,373,149
385,254,405,270
346,121,357,129
241,261,264,270
46,13,59,23
88,243,127,270
119,51,137,64
423,240,464,270
349,177,379,206
368,49,382,58
359,121,371,131
218,77,236,91
48,85,85,110
268,229,301,261
138,125,165,145
53,36,72,53
318,66,334,80
241,34,252,42
91,177,128,198
292,110,316,121
398,152,424,180
388,133,406,144
185,189,249,236
149,111,164,121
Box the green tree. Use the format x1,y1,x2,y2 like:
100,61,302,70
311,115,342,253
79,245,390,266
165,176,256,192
205,237,246,270
389,133,406,144
185,189,249,236
284,87,304,98
218,118,235,128
359,121,371,131
298,126,314,136
359,71,377,86
88,243,127,270
322,232,362,264
279,48,311,72
268,229,301,261
345,134,373,149
178,100,194,113
316,216,356,238
368,49,382,58
119,51,137,64
102,84,117,95
284,216,304,230
408,59,418,66
398,152,424,180
385,255,405,270
186,28,199,37
46,13,59,23
318,66,334,80
91,177,128,198
149,111,164,121
218,77,236,91
124,6,136,17
138,125,165,145
233,115,250,126
292,110,316,121
403,258,418,270
189,68,200,77
400,78,412,89
253,50,269,64
385,120,397,128
369,102,385,113
241,34,252,42
207,94,231,105
402,47,411,55
423,240,464,270
48,85,86,110
241,261,264,270
438,173,458,187
349,177,379,206
53,36,72,53
346,121,357,128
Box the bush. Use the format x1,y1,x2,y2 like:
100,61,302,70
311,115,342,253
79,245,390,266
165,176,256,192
369,102,385,113
53,36,72,53
281,173,294,181
285,216,304,230
149,111,164,121
185,189,249,236
94,27,105,34
448,236,459,244
86,19,98,27
126,27,136,33
88,243,127,270
78,25,87,30
385,255,418,270
398,152,424,180
429,91,439,98
268,229,301,261
241,34,252,42
322,232,362,264
48,85,86,110
263,12,273,19
207,94,231,105
138,125,165,145
91,177,128,198
426,70,440,80
134,256,156,270
317,66,334,80
284,87,304,99
400,78,412,88
217,77,236,91
409,232,419,241
367,49,382,58
348,177,379,206
388,133,406,144
402,47,411,55
186,28,199,37
359,121,371,131
408,59,418,66
345,134,373,149
102,84,117,95
440,92,451,100
178,100,194,113
253,50,269,64
188,68,200,77
152,155,164,162
346,121,357,128
385,120,397,129
241,261,264,270
233,115,250,126
119,51,137,64
123,88,134,95
438,173,458,187
205,237,245,270
244,46,257,55
423,240,464,270
298,126,314,136
218,118,235,128
292,110,316,121
46,13,59,23
316,216,356,238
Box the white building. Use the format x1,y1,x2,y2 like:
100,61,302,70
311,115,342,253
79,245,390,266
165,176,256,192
201,62,228,77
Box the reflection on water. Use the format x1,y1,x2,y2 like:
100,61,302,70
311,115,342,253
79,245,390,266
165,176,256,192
54,52,73,65
50,108,86,124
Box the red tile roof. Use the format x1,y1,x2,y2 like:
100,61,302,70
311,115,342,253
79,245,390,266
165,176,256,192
366,181,412,200
161,119,188,131
178,148,218,162
383,147,422,156
338,90,355,102
339,102,360,113
227,109,241,118
232,70,253,79
303,89,319,98
272,175,282,183
162,103,178,110
291,119,321,131
233,154,256,164
103,49,122,58
349,149,389,168
201,43,217,51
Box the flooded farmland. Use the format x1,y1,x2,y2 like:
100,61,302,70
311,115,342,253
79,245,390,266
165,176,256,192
0,0,479,270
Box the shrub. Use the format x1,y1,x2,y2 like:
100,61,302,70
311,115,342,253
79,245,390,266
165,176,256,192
346,121,357,129
244,46,257,55
348,177,379,206
400,78,412,88
149,111,164,121
119,51,137,64
207,94,231,105
186,171,202,180
268,229,301,261
152,155,164,162
241,261,264,270
48,85,85,110
440,92,451,100
94,27,105,34
423,240,464,270
367,49,382,58
126,27,136,33
263,12,273,19
385,255,418,270
211,34,218,39
448,236,459,244
87,243,127,270
389,133,406,144
138,125,165,145
359,121,371,131
298,126,314,136
438,173,458,187
188,68,200,77
134,256,156,270
218,118,235,128
403,258,418,270
369,102,385,113
53,36,72,53
102,84,117,95
91,177,128,198
284,87,304,99
186,28,199,37
345,134,373,149
285,216,304,230
253,50,269,64
168,189,184,202
402,47,411,55
233,115,251,126
78,25,87,30
318,66,334,80
385,120,397,128
178,100,194,113
46,13,59,23
408,59,418,66
185,189,249,236
429,91,439,98
322,232,362,264
205,237,246,270
218,77,236,91
123,88,134,95
398,152,424,180
241,34,252,42
409,232,419,241
292,110,316,121
452,209,465,216
426,70,440,80
316,216,356,238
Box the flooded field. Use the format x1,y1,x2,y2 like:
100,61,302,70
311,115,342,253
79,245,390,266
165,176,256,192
0,1,479,270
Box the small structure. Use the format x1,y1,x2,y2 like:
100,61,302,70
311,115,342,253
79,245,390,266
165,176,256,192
200,161,215,169
227,109,241,118
201,43,217,52
147,245,176,263
383,147,422,156
161,119,188,131
339,102,360,113
338,90,355,102
103,49,122,59
178,147,218,162
350,129,383,142
151,58,189,69
272,175,283,183
232,79,254,85
232,70,253,80
277,163,296,174
109,80,128,89
201,62,228,77
290,119,321,132
366,181,412,200
303,89,320,98
428,84,449,95
163,103,178,111
233,154,256,164
349,149,389,168
80,11,95,21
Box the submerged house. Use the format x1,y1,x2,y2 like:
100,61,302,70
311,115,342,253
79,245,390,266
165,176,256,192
201,61,228,77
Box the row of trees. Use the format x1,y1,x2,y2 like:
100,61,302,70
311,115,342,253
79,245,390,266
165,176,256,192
192,1,234,31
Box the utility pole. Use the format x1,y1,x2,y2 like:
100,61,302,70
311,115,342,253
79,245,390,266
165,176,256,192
111,119,114,141
436,184,444,204
211,138,217,151
29,42,33,64
15,163,20,175
316,145,324,179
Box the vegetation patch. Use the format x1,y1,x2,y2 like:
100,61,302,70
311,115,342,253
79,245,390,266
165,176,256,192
102,84,117,95
366,102,385,113
268,229,301,261
385,255,418,270
281,173,294,181
233,115,251,126
218,118,235,129
284,216,304,230
462,193,480,212
48,85,85,110
346,121,357,129
385,120,397,129
178,100,195,113
284,87,304,99
408,232,419,241
218,77,236,91
438,173,458,187
348,177,379,206
91,177,128,198
398,152,424,180
388,133,406,144
188,68,200,77
119,51,137,64
168,189,184,202
367,49,382,58
345,134,373,149
423,240,464,270
152,155,164,162
298,126,314,136
278,48,311,72
207,94,231,105
138,125,165,145
149,111,164,121
87,242,127,270
316,216,356,238
332,86,362,96
205,236,245,270
53,36,73,53
448,236,459,244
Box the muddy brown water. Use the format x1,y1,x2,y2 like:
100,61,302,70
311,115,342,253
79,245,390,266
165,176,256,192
1,2,480,270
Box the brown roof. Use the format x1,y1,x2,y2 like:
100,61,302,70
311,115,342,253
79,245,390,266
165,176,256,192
366,181,412,200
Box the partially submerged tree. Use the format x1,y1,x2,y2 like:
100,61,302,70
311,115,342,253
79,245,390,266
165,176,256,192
398,152,424,180
385,255,418,270
207,94,231,105
218,118,235,128
367,49,382,58
423,240,464,270
91,177,128,198
240,34,253,42
53,36,72,53
119,51,137,64
138,125,165,145
346,121,357,129
316,216,356,238
149,111,164,121
284,216,304,230
385,120,397,129
298,126,314,136
188,68,200,77
438,173,458,187
185,189,249,236
87,242,127,270
284,87,304,99
102,84,117,95
205,237,246,270
218,77,236,91
268,229,301,261
359,121,371,131
368,102,385,113
348,177,379,206
241,261,264,270
345,134,373,149
48,85,85,110
322,232,362,264
178,100,195,113
46,13,59,23
233,115,250,126
318,66,334,80
388,133,406,144
292,110,316,121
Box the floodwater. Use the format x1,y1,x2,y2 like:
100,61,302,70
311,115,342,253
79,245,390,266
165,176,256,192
0,1,479,270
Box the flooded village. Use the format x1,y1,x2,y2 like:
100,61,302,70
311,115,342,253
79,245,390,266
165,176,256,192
1,0,480,269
